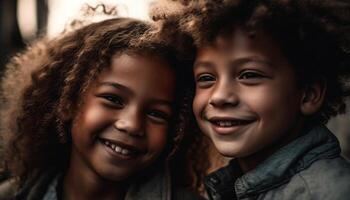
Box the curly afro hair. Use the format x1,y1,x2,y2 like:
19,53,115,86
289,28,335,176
0,17,209,194
151,0,350,125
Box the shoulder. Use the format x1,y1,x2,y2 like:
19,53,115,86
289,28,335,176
0,170,60,200
297,157,350,199
0,178,17,200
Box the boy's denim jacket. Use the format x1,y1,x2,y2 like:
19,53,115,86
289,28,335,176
204,125,350,200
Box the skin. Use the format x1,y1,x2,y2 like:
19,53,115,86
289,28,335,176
63,53,176,200
193,27,309,172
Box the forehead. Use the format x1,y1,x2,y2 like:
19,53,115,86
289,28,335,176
98,53,176,99
195,27,294,71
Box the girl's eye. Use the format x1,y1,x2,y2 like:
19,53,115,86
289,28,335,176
196,74,216,82
147,110,170,123
100,95,124,107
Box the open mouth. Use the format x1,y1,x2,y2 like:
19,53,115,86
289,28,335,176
210,119,253,127
98,138,141,157
207,116,256,128
206,117,255,135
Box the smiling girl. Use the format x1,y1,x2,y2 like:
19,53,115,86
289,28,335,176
0,17,206,200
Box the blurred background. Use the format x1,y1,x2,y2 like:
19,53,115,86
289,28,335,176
0,0,153,70
0,0,349,161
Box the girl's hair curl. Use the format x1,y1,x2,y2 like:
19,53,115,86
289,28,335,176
0,17,206,195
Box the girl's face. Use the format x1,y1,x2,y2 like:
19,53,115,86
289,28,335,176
70,53,176,181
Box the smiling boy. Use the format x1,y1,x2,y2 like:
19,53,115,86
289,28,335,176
193,28,305,163
153,0,350,199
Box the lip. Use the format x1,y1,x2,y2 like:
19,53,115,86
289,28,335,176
206,116,256,135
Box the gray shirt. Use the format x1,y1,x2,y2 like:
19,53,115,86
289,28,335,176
0,164,202,200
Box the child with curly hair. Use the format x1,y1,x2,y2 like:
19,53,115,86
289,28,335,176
152,0,350,199
0,17,207,200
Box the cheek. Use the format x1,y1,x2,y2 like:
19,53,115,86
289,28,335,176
193,89,208,117
268,88,300,117
146,125,168,153
243,84,297,112
240,87,275,115
81,100,115,127
71,104,110,141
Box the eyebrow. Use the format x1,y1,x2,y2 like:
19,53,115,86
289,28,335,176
98,82,133,96
98,82,173,107
193,61,215,69
194,56,274,69
229,57,274,68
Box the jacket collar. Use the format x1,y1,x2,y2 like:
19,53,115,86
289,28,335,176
205,125,341,200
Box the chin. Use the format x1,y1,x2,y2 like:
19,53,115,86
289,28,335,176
218,150,252,158
213,140,254,158
213,143,238,158
220,151,241,158
97,168,132,182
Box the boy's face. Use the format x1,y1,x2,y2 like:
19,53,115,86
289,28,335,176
70,54,175,181
193,27,305,158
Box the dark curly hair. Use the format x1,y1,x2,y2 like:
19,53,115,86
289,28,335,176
152,0,350,125
0,17,208,194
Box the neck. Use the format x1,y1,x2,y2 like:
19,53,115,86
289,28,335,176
237,119,306,173
63,149,127,200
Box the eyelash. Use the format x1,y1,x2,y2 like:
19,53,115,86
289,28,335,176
147,110,170,123
195,70,267,88
99,94,170,123
197,74,216,82
100,94,124,107
196,71,265,82
238,71,265,79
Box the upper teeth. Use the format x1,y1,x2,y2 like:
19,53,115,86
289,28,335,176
215,120,248,127
103,140,132,155
217,121,234,127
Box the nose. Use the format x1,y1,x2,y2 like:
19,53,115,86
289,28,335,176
114,107,144,137
209,80,239,108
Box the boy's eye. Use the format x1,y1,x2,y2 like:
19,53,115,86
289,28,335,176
147,110,170,124
100,94,124,107
196,74,216,82
237,70,268,85
238,71,264,79
196,73,216,88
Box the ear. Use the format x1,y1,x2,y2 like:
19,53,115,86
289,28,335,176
300,79,327,115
